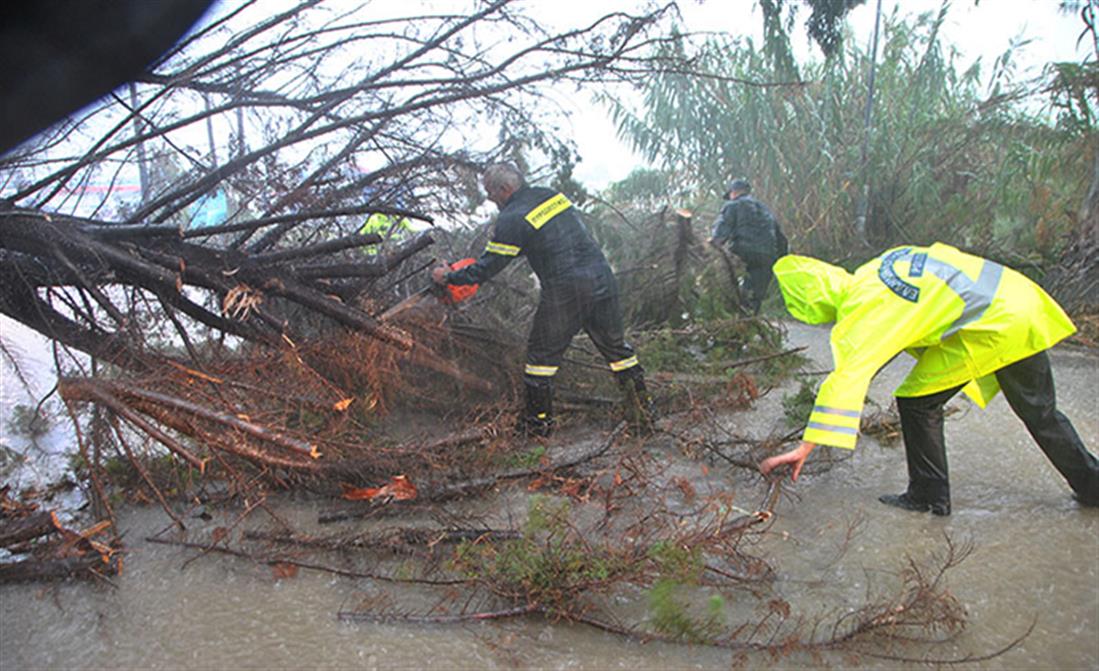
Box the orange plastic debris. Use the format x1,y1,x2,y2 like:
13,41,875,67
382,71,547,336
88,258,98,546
271,562,299,580
340,474,418,501
333,397,354,412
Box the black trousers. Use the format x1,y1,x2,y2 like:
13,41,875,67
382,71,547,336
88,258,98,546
896,350,1099,505
525,268,640,392
738,251,775,314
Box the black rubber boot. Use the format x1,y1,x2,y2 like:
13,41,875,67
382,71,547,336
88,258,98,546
879,492,951,516
896,389,958,514
620,374,657,435
518,382,554,438
995,351,1099,502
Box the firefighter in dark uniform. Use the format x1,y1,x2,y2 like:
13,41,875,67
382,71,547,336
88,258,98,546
709,178,787,314
433,163,651,437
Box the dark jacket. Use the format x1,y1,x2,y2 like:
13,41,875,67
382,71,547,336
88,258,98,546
446,186,611,290
711,194,785,259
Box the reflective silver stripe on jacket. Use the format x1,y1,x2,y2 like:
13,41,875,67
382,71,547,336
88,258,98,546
879,249,1004,339
920,255,1003,338
806,421,858,435
813,405,860,418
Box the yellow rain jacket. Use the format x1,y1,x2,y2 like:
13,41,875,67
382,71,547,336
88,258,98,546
774,243,1076,450
360,212,413,255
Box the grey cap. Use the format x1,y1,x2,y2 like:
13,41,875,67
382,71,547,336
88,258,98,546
727,178,751,195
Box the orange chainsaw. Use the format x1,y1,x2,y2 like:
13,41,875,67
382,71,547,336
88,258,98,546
379,258,479,321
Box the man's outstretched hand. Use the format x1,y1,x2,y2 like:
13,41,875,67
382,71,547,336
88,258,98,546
759,441,816,481
431,264,450,285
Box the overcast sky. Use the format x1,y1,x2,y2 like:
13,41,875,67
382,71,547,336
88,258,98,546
561,0,1090,188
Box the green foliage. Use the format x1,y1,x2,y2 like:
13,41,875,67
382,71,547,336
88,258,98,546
635,319,787,375
782,378,819,428
504,444,546,469
1045,61,1097,135
691,263,741,323
491,534,615,594
624,318,803,412
605,168,671,202
755,0,868,63
708,594,727,622
636,330,701,372
523,494,568,536
100,453,200,496
66,448,201,499
67,451,88,477
448,496,766,645
647,578,727,643
452,496,626,609
804,0,867,58
648,578,701,641
452,498,732,621
647,540,704,583
550,157,592,208
609,6,1092,265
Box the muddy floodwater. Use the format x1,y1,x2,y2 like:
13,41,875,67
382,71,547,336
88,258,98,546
1,323,1097,669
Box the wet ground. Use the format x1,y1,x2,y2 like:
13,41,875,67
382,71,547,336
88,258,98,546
1,321,1097,669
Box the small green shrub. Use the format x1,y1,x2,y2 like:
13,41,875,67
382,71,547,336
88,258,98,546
504,444,545,469
451,496,629,610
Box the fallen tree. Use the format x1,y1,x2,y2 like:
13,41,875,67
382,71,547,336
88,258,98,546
0,487,119,584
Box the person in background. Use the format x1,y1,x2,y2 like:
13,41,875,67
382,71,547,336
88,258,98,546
433,163,653,437
360,190,414,256
759,243,1098,515
709,178,787,314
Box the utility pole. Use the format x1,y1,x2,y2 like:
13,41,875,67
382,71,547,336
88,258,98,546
854,0,883,245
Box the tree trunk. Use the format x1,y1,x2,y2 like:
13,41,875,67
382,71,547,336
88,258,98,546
1081,144,1099,244
0,511,60,547
0,555,118,583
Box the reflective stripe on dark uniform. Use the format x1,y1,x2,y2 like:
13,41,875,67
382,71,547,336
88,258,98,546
446,186,641,385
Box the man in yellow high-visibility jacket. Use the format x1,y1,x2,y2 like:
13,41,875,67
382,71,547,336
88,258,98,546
360,212,413,255
759,242,1098,515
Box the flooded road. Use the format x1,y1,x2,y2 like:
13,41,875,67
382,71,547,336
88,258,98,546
1,322,1096,669
763,323,1099,669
